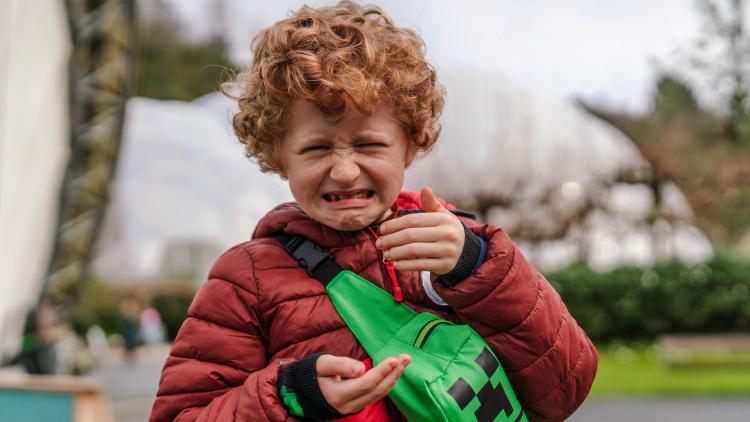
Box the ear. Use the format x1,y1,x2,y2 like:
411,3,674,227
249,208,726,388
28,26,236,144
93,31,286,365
405,141,419,168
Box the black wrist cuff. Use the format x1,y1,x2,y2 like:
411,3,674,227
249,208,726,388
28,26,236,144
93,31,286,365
277,353,345,421
439,224,482,287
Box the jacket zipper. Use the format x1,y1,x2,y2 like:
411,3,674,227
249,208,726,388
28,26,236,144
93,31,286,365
367,226,403,302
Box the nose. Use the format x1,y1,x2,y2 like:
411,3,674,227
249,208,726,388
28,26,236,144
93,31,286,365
329,149,360,185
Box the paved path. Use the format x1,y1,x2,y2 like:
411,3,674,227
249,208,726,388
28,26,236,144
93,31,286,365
90,346,167,422
91,346,750,422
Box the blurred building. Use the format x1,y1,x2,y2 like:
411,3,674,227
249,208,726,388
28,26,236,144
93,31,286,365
159,238,224,281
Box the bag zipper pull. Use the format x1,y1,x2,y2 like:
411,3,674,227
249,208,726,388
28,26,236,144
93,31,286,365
368,225,402,302
384,259,403,302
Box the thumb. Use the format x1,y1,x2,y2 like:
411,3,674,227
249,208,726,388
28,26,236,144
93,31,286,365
316,355,366,379
421,187,446,213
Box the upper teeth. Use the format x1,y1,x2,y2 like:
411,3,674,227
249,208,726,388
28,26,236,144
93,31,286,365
331,192,369,201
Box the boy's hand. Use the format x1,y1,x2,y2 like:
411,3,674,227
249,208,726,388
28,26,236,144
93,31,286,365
377,187,465,274
317,354,411,414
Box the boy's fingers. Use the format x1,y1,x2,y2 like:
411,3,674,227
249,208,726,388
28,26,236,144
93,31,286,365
392,258,451,274
346,357,410,410
378,227,446,251
316,355,365,378
336,357,403,401
385,242,450,261
394,354,412,367
378,213,447,237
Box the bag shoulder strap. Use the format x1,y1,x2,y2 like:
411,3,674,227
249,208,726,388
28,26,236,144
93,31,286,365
273,232,343,286
272,232,418,355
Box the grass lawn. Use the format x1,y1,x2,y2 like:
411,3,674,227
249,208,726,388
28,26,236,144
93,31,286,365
590,343,750,396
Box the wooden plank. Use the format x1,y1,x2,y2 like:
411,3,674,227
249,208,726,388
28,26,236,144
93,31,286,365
659,334,750,352
0,373,113,422
658,334,750,368
0,373,103,394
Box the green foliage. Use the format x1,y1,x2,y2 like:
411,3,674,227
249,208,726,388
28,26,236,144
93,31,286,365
546,254,750,343
653,75,699,118
133,1,238,102
150,287,195,341
135,38,237,101
689,0,750,143
72,276,129,336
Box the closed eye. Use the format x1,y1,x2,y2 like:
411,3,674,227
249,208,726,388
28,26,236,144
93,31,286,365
356,142,387,149
300,145,330,154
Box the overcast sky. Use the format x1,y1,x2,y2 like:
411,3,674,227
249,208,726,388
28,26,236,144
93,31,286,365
165,0,743,114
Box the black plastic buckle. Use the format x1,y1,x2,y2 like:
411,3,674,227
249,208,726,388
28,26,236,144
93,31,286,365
290,238,332,277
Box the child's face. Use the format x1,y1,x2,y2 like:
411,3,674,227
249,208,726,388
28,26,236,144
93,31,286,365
279,100,417,231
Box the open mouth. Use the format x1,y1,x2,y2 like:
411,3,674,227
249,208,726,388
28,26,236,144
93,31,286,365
323,190,375,202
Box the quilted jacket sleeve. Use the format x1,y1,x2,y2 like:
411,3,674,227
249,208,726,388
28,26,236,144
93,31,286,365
149,245,293,422
433,220,598,422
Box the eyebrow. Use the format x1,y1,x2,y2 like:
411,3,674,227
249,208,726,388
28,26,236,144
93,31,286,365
353,129,393,142
294,133,329,144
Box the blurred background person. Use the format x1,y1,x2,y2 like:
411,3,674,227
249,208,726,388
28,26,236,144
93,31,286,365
139,307,166,347
119,298,141,363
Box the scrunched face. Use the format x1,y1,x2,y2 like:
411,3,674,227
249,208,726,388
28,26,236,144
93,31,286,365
279,100,417,231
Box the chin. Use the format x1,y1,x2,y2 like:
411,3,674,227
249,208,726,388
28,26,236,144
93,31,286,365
325,212,378,232
328,218,370,232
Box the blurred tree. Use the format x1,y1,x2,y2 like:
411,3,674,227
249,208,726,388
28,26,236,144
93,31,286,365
586,67,750,246
653,74,700,118
585,2,750,250
135,0,237,101
690,0,750,143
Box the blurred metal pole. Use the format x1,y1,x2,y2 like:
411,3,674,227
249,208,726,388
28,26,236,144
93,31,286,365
41,0,135,314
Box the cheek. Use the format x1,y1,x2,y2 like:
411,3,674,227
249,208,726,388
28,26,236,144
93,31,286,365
363,161,405,203
287,171,318,201
372,158,406,185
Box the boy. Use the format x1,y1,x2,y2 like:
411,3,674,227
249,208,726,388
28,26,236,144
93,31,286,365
150,2,597,421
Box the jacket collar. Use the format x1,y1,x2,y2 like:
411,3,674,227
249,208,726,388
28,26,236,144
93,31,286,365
251,191,451,248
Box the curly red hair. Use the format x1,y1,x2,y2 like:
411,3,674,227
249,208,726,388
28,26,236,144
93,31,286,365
223,1,445,173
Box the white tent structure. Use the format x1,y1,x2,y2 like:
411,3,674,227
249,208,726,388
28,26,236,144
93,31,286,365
90,95,292,283
0,0,71,358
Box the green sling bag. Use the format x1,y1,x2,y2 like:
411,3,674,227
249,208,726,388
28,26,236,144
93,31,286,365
275,233,528,422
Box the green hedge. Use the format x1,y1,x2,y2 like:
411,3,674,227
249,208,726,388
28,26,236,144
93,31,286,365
545,253,750,343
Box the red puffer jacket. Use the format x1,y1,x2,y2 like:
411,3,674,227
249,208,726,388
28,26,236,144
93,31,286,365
150,192,598,422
